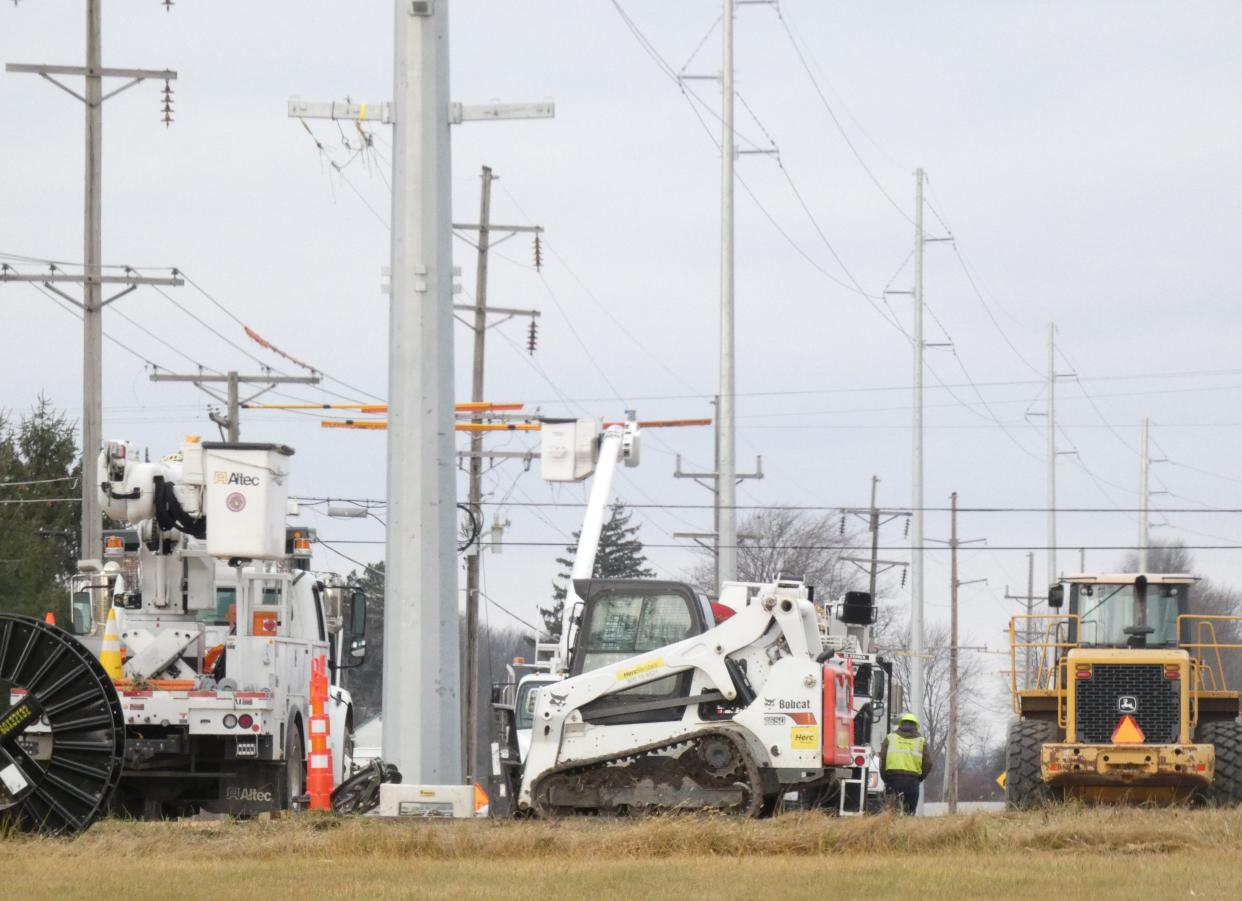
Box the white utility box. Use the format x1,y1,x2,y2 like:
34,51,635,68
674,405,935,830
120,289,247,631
376,783,479,818
202,443,294,560
540,418,599,482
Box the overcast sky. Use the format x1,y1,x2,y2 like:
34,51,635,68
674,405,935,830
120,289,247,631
3,1,1241,725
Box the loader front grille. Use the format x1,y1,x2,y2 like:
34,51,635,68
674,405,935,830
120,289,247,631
1074,663,1179,744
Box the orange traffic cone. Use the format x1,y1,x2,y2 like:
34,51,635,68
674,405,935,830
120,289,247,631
306,656,334,811
43,611,56,626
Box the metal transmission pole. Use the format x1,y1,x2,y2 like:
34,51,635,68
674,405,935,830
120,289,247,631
288,13,552,786
3,1,181,563
1139,416,1150,572
459,166,542,783
910,168,927,728
938,491,985,815
149,371,322,442
1046,322,1057,590
382,0,463,785
716,0,739,583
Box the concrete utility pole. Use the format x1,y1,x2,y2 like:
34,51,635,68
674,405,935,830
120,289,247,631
717,0,738,584
1139,416,1150,573
910,168,926,728
3,1,181,562
460,166,542,783
149,371,321,442
943,491,985,815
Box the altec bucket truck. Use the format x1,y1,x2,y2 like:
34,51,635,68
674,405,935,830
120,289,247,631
0,438,368,834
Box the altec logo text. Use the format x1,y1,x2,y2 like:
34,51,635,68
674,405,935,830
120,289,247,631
213,471,261,487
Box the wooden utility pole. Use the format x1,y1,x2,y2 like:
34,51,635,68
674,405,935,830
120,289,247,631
1005,552,1037,688
2,1,181,562
463,166,494,786
943,492,985,814
842,475,908,603
149,371,322,442
458,166,543,784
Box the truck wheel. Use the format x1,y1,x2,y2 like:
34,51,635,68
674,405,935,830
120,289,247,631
284,723,306,810
1005,718,1057,810
1197,720,1242,806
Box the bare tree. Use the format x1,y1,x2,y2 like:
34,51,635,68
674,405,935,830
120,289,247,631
688,507,866,598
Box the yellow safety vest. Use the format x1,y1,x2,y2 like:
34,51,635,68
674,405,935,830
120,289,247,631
886,733,925,775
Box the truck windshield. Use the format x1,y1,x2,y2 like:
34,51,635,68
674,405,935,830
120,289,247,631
1072,583,1185,647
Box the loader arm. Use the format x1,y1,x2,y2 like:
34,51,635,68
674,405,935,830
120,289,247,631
518,589,822,812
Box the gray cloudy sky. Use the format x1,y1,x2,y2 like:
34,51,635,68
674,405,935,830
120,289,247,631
3,2,1241,722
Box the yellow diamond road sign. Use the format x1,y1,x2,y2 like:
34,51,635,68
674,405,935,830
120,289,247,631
996,771,1007,790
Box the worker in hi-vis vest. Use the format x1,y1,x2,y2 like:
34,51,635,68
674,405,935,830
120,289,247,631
879,712,933,814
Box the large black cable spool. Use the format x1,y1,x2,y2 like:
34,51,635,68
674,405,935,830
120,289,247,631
0,614,125,836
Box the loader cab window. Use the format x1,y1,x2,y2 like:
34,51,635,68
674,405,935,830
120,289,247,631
1072,582,1185,647
515,680,545,730
577,591,695,675
573,584,705,725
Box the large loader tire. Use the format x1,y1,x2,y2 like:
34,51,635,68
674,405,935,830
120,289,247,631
1005,718,1058,810
1197,720,1242,806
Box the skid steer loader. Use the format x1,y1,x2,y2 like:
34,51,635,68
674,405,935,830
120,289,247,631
506,578,859,816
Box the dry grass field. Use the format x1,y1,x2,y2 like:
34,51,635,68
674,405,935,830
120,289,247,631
4,807,1242,900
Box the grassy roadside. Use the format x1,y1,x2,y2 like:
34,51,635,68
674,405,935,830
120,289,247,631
4,809,1242,899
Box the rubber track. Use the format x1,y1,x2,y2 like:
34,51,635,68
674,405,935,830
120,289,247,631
1005,718,1057,810
529,727,763,818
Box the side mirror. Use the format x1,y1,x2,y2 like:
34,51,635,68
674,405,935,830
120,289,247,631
871,672,886,703
349,590,367,638
839,590,876,626
1048,584,1064,609
70,591,93,636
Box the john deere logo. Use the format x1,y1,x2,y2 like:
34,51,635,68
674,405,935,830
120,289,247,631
1118,696,1138,713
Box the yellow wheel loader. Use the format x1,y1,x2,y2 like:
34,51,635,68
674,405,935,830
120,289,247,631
1006,573,1242,806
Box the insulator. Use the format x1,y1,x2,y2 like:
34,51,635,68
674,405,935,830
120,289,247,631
900,566,908,588
533,234,543,272
526,318,538,355
839,514,846,536
903,517,910,538
163,0,174,9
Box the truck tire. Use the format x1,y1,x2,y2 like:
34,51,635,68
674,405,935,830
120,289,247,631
1005,718,1057,810
1197,720,1242,806
284,722,306,810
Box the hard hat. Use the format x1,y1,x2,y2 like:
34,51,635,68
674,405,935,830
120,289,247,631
899,712,920,727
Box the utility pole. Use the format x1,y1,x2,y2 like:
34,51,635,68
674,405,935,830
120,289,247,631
459,166,542,784
910,168,926,729
1139,416,1150,572
3,2,181,562
1046,322,1057,590
149,371,322,442
842,475,908,604
941,491,985,815
716,0,738,584
672,397,762,589
287,5,553,786
1004,551,1037,688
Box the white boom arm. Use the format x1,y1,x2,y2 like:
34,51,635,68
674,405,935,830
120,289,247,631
556,421,640,669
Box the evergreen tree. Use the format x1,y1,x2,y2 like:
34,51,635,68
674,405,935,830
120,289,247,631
0,398,82,620
540,502,654,639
